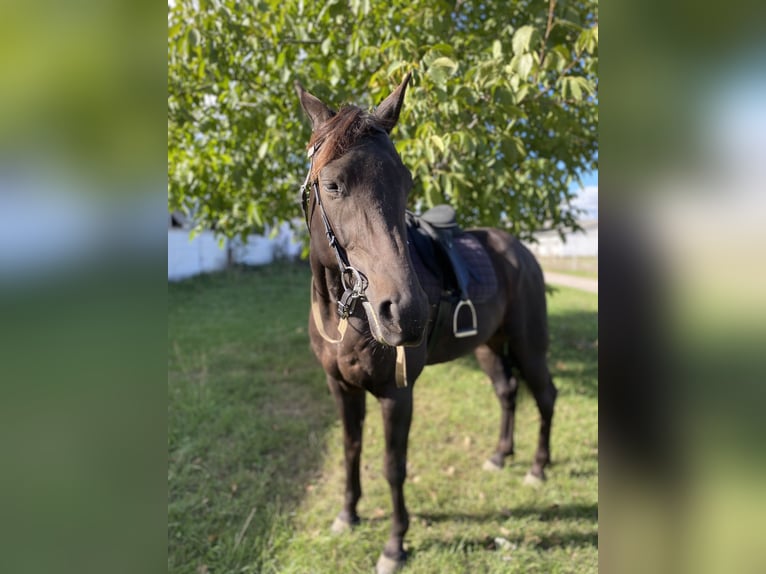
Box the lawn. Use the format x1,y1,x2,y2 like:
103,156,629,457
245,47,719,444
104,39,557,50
168,263,598,573
538,256,598,280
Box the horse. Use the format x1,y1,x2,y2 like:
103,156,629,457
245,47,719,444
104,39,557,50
294,73,557,574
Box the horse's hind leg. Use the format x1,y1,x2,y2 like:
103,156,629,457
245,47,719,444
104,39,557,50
327,375,366,532
475,343,519,471
521,356,557,483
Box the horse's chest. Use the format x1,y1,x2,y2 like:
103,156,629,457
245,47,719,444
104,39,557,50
342,348,395,386
319,343,394,386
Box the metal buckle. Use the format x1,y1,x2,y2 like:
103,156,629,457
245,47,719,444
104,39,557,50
453,299,478,338
341,266,368,293
337,289,359,319
337,267,368,319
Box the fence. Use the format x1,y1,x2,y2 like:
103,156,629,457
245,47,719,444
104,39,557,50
167,223,302,281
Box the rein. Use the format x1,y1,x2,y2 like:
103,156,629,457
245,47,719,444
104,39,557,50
300,142,408,387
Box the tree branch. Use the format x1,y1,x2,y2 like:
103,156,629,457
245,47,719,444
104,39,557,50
536,0,557,82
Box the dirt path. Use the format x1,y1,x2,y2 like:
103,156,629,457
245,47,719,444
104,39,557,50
544,271,598,294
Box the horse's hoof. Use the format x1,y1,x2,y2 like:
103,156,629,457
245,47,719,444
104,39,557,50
523,470,545,487
330,515,357,534
482,458,503,472
376,552,406,574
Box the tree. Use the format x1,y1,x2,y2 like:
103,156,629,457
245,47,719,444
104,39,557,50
168,0,598,241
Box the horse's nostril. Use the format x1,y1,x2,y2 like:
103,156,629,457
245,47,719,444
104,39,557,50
378,300,394,323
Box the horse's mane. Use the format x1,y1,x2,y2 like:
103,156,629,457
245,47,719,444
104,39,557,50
308,105,384,179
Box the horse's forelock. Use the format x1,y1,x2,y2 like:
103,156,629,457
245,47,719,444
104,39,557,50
308,106,382,179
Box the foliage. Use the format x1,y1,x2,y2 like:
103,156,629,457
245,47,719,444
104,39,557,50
168,263,598,573
168,0,598,240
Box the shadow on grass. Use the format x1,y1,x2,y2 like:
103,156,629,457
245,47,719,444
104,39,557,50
169,265,597,572
412,529,598,555
415,502,598,525
548,309,599,398
168,264,338,573
445,308,598,398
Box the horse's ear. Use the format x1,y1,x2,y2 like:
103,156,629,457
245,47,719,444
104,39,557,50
373,72,412,134
294,81,336,130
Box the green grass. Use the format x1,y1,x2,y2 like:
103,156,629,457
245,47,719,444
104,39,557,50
538,256,598,280
168,263,598,573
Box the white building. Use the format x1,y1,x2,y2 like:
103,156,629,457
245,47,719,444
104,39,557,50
167,212,302,281
525,219,598,258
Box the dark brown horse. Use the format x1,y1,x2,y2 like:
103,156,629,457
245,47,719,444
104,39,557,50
295,73,557,574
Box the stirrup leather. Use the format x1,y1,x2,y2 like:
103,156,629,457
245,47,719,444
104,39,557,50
452,298,478,338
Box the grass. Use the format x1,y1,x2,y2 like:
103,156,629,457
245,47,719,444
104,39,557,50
168,263,598,573
538,256,598,280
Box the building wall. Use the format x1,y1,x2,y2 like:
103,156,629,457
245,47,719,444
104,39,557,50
168,223,302,281
525,222,598,258
167,229,230,281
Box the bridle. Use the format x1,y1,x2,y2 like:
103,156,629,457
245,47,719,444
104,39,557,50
299,141,369,321
299,140,408,387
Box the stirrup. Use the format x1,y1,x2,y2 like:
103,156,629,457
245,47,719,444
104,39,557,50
453,299,478,338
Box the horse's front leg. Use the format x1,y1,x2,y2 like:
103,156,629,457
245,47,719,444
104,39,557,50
327,376,366,532
376,388,413,574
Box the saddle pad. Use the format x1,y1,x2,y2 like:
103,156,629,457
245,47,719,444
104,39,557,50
408,238,443,305
408,229,498,304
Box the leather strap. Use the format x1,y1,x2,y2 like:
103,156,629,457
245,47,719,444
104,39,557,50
313,283,407,387
311,279,347,344
395,346,408,388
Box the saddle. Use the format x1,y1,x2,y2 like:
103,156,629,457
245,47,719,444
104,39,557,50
406,205,497,343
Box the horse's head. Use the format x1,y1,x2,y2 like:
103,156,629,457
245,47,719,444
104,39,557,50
296,74,429,347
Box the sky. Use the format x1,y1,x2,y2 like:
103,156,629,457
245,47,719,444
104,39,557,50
570,170,598,220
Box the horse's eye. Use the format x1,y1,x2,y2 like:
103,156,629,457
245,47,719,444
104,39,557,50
323,181,342,195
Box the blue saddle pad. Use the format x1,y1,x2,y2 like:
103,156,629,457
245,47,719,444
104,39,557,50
407,226,498,304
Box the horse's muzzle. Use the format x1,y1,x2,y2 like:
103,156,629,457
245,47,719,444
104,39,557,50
362,291,428,347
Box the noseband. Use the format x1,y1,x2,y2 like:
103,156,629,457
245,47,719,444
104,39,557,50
299,142,369,320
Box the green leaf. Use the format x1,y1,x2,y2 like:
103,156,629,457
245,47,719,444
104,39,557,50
512,25,538,56
188,29,200,49
431,56,458,71
571,77,583,100
257,140,269,159
561,76,593,101
425,144,435,164
168,23,183,40
386,60,407,78
576,24,599,54
429,134,445,154
492,39,502,59
248,202,263,227
427,57,458,85
429,43,454,56
517,53,533,79
515,85,529,103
